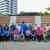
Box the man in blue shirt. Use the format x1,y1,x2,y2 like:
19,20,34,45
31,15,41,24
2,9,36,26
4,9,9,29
3,24,9,40
0,24,3,41
21,21,28,40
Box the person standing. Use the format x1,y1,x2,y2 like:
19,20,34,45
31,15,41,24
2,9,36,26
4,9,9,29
10,24,16,40
2,24,9,40
47,24,50,40
43,24,49,41
0,24,3,40
21,21,28,40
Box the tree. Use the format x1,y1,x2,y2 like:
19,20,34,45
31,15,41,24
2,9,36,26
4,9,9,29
44,11,48,16
46,7,50,16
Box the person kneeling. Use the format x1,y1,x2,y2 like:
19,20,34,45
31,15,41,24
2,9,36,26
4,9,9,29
25,30,32,41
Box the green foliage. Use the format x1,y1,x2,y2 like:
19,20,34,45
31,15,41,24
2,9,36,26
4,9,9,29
44,11,48,16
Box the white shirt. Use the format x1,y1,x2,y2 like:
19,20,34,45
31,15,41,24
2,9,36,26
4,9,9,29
48,26,50,30
45,26,50,31
26,30,31,36
16,25,21,32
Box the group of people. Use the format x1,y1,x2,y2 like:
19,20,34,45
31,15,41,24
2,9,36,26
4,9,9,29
0,21,50,42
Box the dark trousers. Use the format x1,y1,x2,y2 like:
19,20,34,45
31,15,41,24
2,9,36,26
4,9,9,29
3,35,10,40
25,35,32,40
9,33,14,41
32,35,36,41
0,36,4,41
48,35,50,40
37,34,43,42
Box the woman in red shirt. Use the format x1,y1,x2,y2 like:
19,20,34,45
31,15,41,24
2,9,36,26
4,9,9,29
36,26,44,42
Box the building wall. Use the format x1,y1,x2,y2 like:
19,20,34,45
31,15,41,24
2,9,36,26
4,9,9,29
0,0,9,15
10,0,17,15
0,0,17,15
16,16,50,25
35,16,41,25
16,16,35,24
41,16,50,26
0,16,10,24
12,0,17,15
10,16,16,25
0,16,50,26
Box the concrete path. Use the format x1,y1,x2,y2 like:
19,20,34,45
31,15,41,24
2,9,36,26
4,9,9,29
0,41,50,50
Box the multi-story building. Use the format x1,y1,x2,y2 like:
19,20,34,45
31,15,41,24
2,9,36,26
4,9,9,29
0,0,17,16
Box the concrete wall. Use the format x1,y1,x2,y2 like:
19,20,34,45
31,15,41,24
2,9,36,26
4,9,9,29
35,16,41,25
1,16,50,26
10,16,16,25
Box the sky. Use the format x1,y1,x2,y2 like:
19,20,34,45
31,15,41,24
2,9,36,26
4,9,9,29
17,0,50,14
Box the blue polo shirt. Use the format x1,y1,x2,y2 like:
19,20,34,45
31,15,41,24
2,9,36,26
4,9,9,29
21,23,28,33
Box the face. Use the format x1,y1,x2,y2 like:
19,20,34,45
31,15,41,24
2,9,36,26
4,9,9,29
35,24,37,26
40,23,43,27
47,24,49,26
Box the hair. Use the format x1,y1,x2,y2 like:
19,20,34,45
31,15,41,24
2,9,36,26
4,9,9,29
22,21,25,24
47,24,49,26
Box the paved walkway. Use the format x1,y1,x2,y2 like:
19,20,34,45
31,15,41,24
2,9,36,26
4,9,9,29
0,41,50,50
